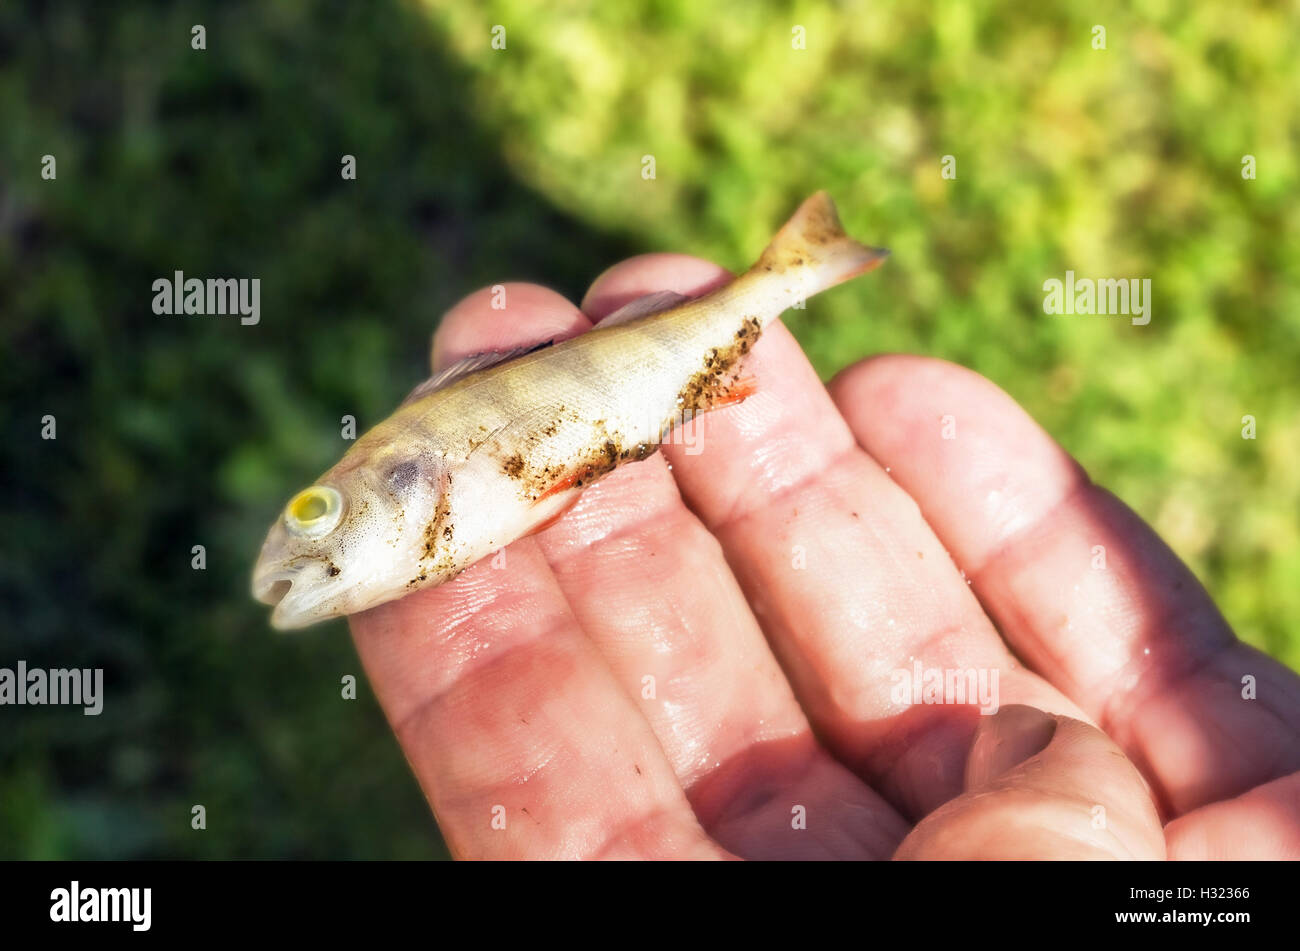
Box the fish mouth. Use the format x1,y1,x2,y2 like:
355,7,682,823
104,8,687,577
253,567,297,606
252,567,328,630
256,577,294,607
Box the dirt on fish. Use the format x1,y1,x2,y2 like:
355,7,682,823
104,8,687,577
496,418,658,505
502,453,526,478
410,475,456,588
676,316,761,412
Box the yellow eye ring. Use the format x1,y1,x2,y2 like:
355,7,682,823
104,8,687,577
284,485,343,537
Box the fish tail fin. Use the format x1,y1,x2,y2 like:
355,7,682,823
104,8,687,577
750,191,889,303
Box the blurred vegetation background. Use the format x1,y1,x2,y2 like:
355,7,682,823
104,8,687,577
1,0,1296,858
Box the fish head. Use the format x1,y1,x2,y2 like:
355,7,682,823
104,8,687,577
251,451,447,629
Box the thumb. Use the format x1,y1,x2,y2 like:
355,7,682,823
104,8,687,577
895,705,1165,859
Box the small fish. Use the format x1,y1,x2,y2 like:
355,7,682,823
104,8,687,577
252,192,888,628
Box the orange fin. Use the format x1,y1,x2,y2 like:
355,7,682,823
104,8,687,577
525,494,581,536
534,468,590,505
710,375,758,409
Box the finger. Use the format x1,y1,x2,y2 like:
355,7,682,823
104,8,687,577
351,283,722,859
830,355,1300,816
895,706,1166,859
596,260,1089,820
1165,771,1300,859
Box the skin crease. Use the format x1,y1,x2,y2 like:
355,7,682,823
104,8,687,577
349,253,1300,860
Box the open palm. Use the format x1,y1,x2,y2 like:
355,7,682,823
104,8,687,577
350,253,1300,859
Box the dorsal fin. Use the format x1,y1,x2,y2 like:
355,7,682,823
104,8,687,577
400,340,552,407
595,290,690,328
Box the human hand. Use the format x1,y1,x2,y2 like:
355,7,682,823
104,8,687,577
349,254,1300,859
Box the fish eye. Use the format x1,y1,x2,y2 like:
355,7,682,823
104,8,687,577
284,485,343,537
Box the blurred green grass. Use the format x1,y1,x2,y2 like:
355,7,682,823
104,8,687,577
0,0,1296,858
